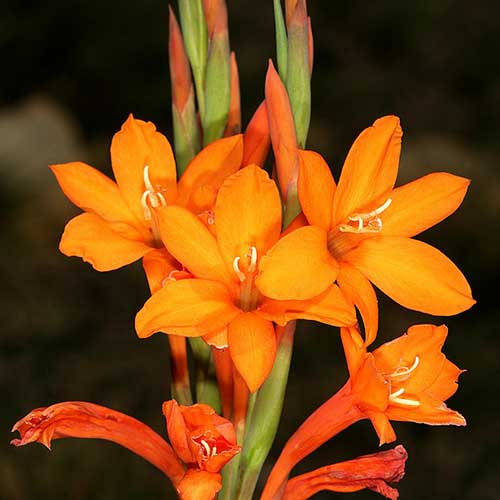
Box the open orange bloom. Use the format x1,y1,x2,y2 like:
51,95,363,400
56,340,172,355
11,400,240,500
136,165,356,392
256,116,474,344
282,445,407,500
51,114,243,271
341,323,466,445
261,323,465,500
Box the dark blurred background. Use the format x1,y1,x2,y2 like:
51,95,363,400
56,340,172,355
2,1,499,499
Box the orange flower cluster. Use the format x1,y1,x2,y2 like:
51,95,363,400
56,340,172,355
12,1,474,499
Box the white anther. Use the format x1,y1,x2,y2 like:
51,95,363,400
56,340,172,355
141,165,167,220
233,257,246,282
200,439,211,456
389,388,420,407
247,246,258,272
211,446,217,457
390,356,420,380
339,198,392,234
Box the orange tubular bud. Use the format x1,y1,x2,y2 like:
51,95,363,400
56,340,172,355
232,369,249,433
285,0,298,29
243,101,270,167
203,0,227,39
11,402,186,486
265,61,299,199
212,347,234,419
169,6,201,174
282,446,408,500
169,6,193,113
224,52,242,136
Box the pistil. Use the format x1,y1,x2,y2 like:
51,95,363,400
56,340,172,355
233,246,260,312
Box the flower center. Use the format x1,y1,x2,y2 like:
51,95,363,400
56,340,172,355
338,198,392,234
387,356,421,407
233,246,260,312
141,165,167,221
199,438,217,458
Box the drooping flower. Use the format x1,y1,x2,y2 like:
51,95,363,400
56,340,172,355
256,116,475,344
281,445,408,500
51,115,243,271
10,402,185,486
11,400,240,500
261,323,465,499
135,165,356,392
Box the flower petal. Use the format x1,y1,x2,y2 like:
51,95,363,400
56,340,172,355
162,400,193,464
282,445,407,500
177,470,222,500
60,213,151,271
11,402,185,485
367,411,397,446
143,248,182,293
345,236,475,315
386,392,466,427
381,172,470,237
228,312,276,392
337,262,379,346
333,116,402,226
176,135,243,212
135,279,240,338
256,226,339,300
258,284,356,327
297,149,335,231
156,206,233,285
110,115,177,221
215,165,282,276
373,324,446,393
50,162,140,229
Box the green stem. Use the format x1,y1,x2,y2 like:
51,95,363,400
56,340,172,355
235,322,295,500
188,337,221,412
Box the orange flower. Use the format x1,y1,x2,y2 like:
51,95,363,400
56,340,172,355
51,114,243,271
342,323,466,445
281,445,408,500
256,116,475,344
163,400,240,473
11,400,240,500
136,165,356,392
261,323,465,500
163,400,240,499
11,402,185,486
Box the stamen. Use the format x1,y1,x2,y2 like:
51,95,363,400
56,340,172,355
389,388,405,400
233,257,246,282
211,446,217,457
200,439,211,456
389,388,420,407
390,356,420,380
141,165,167,220
247,246,258,272
339,198,392,234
